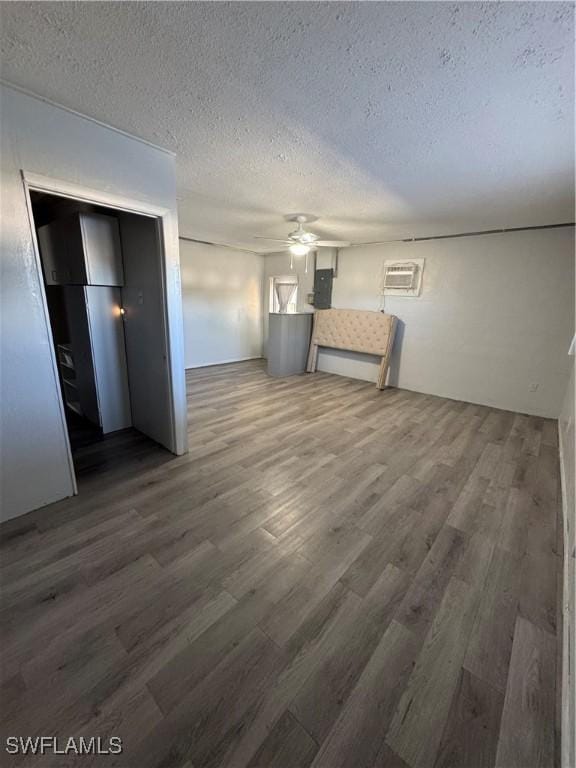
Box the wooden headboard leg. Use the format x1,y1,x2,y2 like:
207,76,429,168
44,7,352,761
306,343,318,373
377,356,389,389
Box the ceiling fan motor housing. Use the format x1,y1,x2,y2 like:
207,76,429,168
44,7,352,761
255,215,351,250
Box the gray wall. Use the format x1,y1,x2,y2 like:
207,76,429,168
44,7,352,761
559,350,575,768
180,240,263,368
263,228,574,417
0,85,186,522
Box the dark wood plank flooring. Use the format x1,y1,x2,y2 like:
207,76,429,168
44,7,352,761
0,360,561,767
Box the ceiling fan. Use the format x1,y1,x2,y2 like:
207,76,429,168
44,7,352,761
255,214,351,269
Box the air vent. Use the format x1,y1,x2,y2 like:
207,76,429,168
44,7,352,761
382,259,424,297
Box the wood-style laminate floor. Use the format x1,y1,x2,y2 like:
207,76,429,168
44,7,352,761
0,361,561,768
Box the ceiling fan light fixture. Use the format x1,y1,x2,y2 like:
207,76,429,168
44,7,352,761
289,243,311,257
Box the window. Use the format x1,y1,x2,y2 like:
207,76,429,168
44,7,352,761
270,275,298,314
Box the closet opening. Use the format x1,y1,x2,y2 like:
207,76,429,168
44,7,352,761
29,189,176,484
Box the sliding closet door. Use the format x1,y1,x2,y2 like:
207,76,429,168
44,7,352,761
63,286,100,426
119,213,175,451
84,285,132,433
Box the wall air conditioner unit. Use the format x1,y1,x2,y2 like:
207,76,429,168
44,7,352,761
382,259,424,297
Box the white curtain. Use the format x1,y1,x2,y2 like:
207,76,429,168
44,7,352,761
275,282,296,313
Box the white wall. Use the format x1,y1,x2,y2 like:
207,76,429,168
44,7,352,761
263,229,574,417
180,241,263,368
0,85,186,522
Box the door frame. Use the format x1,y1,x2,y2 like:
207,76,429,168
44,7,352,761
21,169,185,497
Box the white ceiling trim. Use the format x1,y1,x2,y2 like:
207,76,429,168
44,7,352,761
1,80,175,157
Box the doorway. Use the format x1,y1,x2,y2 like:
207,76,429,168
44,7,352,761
27,186,180,490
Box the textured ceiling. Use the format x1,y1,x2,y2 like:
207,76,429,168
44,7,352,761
1,1,574,251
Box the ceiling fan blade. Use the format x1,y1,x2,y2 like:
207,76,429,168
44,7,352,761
350,240,400,245
253,237,291,243
314,240,351,247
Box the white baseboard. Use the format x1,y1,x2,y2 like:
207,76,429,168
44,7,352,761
185,356,263,370
558,424,575,768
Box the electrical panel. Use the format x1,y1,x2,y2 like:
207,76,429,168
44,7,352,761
313,268,334,309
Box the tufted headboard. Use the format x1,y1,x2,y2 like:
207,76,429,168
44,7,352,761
306,308,397,389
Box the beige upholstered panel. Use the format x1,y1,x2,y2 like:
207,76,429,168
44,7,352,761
311,309,396,356
307,309,397,390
